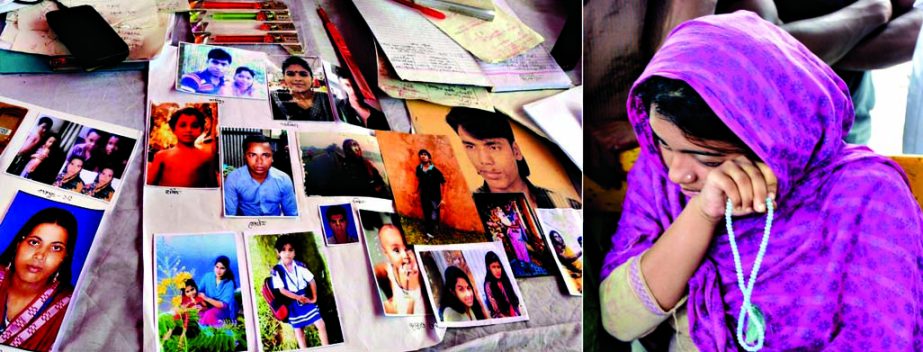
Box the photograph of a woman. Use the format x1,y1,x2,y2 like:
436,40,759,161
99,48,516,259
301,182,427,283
154,233,247,352
416,242,528,328
599,12,923,351
482,251,521,319
52,156,85,193
270,56,332,122
0,191,104,352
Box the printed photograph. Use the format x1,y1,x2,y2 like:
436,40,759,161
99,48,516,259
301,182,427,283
319,203,359,246
323,62,390,131
154,232,248,352
359,209,426,316
246,231,344,351
6,114,138,202
411,104,582,209
537,208,582,295
176,43,269,100
0,191,105,351
473,192,553,278
0,101,28,156
147,102,220,188
416,242,528,328
268,56,334,122
376,131,484,245
220,128,298,217
298,131,392,199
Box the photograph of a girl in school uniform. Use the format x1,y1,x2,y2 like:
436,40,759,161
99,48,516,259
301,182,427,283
246,232,344,351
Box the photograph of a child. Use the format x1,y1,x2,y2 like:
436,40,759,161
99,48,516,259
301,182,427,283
0,101,28,155
323,63,390,131
298,131,391,199
416,242,528,328
155,232,248,352
246,231,344,351
147,102,220,188
376,131,484,245
0,191,104,351
269,56,334,122
411,104,582,210
359,209,426,316
221,128,298,217
537,208,582,295
473,192,553,278
319,203,359,245
6,115,137,202
177,43,268,100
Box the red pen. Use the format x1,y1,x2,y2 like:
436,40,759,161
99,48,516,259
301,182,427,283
317,6,381,110
392,0,446,19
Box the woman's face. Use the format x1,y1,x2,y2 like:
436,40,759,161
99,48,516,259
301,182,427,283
489,261,502,280
214,262,227,279
453,277,474,308
98,168,114,184
283,64,311,94
235,70,254,90
184,285,198,298
649,109,745,198
14,223,68,285
66,158,83,176
105,136,119,155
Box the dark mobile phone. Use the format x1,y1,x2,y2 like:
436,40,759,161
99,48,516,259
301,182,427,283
45,4,129,70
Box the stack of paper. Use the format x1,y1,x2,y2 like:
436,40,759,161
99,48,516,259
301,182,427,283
351,0,572,110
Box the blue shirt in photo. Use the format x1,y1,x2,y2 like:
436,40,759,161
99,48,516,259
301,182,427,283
224,166,298,216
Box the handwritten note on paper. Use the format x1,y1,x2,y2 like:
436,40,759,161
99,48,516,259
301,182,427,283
8,0,168,60
378,54,494,111
479,45,572,92
351,0,490,87
426,1,543,63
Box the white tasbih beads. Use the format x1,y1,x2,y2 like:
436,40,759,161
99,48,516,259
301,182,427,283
725,197,774,351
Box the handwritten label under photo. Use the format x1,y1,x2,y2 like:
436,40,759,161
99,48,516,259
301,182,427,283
5,112,139,205
415,241,529,328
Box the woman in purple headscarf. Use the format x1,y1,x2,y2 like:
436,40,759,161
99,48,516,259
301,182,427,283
599,11,923,351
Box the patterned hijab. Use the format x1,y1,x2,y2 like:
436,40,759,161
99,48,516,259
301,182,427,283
602,11,923,351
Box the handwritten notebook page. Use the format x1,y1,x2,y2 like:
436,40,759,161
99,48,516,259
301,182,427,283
377,52,494,111
7,0,168,60
351,0,490,87
426,0,543,63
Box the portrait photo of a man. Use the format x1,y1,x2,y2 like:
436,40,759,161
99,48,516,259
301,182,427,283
446,107,581,210
221,129,298,217
320,203,359,245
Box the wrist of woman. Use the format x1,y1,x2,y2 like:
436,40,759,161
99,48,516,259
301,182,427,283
688,196,722,225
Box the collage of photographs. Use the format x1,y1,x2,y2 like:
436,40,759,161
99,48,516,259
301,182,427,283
138,38,584,352
0,98,142,352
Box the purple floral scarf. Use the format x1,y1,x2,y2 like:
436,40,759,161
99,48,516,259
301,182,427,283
602,11,923,351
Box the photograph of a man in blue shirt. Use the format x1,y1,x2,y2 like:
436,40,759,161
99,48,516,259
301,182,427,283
224,134,298,217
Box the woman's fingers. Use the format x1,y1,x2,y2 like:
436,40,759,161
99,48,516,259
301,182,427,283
719,161,751,212
755,162,779,203
735,157,768,212
710,167,742,211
